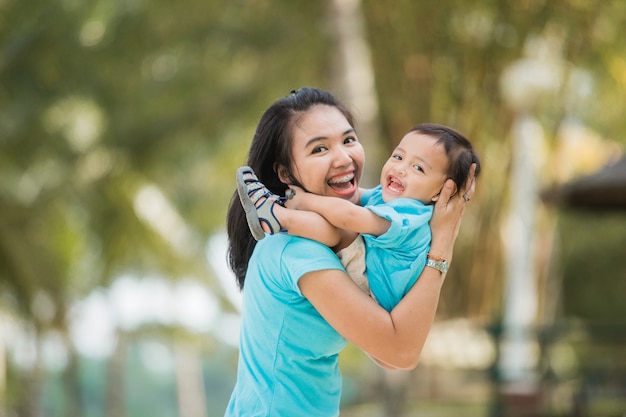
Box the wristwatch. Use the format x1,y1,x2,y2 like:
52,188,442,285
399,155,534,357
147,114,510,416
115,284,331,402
426,256,449,275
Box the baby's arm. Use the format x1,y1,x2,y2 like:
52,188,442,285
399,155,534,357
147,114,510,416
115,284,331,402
286,187,390,237
275,205,342,247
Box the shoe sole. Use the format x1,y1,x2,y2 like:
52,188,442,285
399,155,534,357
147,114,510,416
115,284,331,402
236,166,266,241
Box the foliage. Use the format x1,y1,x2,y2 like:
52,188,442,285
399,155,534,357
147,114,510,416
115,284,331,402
362,0,626,320
0,0,342,324
558,211,626,321
1,0,626,415
1,0,337,414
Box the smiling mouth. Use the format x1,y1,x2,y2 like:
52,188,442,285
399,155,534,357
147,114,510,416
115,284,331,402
386,176,404,193
328,172,355,191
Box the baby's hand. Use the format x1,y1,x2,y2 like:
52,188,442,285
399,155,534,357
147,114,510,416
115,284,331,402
284,185,304,210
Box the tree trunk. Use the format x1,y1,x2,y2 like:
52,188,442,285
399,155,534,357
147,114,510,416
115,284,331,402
0,316,6,417
327,0,386,185
61,329,82,417
174,341,208,417
105,331,127,417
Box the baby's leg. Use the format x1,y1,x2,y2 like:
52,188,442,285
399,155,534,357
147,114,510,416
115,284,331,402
336,235,372,296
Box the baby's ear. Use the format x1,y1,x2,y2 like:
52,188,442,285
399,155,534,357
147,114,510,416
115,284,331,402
450,183,459,196
432,181,457,202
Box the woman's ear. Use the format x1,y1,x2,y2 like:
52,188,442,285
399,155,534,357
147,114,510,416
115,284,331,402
274,163,290,184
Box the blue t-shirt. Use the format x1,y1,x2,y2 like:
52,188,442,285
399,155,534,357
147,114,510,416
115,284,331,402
360,186,433,312
225,234,347,417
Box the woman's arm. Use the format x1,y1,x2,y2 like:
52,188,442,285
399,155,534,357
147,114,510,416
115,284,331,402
299,166,476,369
299,254,443,369
287,186,390,237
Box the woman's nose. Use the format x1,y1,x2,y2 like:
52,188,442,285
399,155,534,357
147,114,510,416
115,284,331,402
333,148,353,167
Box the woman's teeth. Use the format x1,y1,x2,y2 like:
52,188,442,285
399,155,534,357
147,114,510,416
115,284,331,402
328,173,354,186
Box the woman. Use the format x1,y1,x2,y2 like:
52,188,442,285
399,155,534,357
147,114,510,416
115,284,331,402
225,87,475,416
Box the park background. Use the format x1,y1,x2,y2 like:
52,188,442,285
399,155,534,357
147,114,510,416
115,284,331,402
1,0,625,416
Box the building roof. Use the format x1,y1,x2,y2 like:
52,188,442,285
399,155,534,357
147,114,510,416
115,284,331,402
542,156,626,210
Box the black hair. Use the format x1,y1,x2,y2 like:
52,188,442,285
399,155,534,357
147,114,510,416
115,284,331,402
408,123,481,197
226,88,354,289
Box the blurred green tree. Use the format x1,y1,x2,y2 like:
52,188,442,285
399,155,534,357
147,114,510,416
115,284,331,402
1,0,626,415
1,0,336,414
362,0,626,321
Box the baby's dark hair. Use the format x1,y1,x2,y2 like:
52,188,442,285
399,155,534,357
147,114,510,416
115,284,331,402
409,123,481,197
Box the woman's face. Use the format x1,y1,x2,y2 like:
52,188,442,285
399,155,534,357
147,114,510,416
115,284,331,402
284,105,365,204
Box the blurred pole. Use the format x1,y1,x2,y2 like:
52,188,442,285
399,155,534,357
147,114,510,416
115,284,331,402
327,0,385,186
500,113,543,387
498,33,565,414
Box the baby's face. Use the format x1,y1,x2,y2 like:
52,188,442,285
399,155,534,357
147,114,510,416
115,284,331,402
379,132,449,204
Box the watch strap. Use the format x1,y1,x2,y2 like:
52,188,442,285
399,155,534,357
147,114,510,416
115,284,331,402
426,254,449,275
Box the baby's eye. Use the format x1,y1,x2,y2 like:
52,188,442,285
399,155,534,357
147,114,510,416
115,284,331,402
392,154,402,161
413,164,424,172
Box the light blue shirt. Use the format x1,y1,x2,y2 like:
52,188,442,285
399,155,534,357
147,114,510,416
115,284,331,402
225,234,347,417
361,186,433,311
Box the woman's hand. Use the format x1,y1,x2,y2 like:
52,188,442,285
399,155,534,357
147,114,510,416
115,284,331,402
429,164,477,263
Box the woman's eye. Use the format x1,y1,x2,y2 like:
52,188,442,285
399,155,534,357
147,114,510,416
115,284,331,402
312,145,328,154
344,136,357,144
